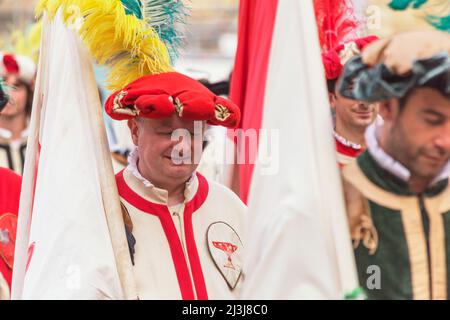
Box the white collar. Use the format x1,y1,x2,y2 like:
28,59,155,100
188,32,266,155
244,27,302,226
365,123,450,186
333,131,363,150
0,127,29,140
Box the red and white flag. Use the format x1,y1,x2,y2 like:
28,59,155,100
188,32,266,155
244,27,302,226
229,0,278,203
235,0,360,299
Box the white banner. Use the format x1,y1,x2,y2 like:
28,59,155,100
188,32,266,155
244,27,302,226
242,0,359,299
12,12,136,299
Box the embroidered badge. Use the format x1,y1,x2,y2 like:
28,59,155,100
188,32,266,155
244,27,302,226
207,222,243,289
113,90,127,111
174,97,184,117
214,104,231,122
113,90,138,117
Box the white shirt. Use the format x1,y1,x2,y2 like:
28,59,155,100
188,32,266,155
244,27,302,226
365,122,450,186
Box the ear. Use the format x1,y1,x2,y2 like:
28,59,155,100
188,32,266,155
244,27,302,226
328,92,337,109
127,119,139,146
378,98,400,123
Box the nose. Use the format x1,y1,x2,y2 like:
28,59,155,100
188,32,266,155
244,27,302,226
434,129,450,154
358,101,370,110
172,134,192,157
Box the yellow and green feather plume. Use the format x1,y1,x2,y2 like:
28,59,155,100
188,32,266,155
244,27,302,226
36,0,187,90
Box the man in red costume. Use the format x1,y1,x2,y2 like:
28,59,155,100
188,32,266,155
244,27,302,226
0,80,22,300
322,37,380,166
314,0,380,166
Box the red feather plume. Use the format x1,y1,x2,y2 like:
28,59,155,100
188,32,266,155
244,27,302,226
313,0,358,52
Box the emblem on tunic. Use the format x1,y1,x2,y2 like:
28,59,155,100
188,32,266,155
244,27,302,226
207,222,243,289
212,241,238,270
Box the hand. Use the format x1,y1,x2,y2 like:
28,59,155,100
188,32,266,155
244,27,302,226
362,30,450,75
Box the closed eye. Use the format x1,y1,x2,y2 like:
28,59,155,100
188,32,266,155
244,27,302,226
422,110,445,126
425,117,444,125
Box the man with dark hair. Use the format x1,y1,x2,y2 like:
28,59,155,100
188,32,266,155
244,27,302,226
0,80,22,300
0,52,36,174
339,30,450,299
322,36,380,166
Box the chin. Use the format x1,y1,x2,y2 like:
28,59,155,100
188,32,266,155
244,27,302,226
165,164,195,179
414,164,443,181
0,106,18,117
353,118,374,128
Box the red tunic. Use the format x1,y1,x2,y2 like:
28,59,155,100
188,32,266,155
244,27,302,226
0,168,21,291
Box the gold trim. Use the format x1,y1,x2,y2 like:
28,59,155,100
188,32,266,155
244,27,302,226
337,152,357,166
400,201,431,300
112,90,138,117
215,104,231,122
343,162,432,299
343,163,408,209
423,185,450,300
174,97,183,117
342,178,379,254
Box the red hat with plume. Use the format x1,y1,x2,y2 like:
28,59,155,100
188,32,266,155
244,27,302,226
105,72,241,128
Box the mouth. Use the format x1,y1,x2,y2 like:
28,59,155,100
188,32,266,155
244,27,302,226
164,155,192,163
422,154,446,165
353,111,373,118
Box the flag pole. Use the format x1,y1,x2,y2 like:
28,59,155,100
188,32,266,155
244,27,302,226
79,42,138,300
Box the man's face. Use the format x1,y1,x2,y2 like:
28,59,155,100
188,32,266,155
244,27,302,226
331,88,379,129
129,114,205,185
383,88,450,180
1,75,28,118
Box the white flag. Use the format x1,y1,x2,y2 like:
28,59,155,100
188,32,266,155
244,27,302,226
12,12,136,300
241,0,359,299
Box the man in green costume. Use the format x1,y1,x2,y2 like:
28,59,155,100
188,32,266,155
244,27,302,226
338,30,450,299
